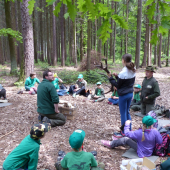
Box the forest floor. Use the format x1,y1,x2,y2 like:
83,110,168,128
0,65,170,170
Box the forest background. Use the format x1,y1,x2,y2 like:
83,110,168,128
0,0,170,85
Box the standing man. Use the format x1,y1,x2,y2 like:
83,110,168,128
37,70,66,127
141,66,160,115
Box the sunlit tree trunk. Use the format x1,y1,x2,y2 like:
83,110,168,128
166,30,170,67
87,19,91,71
158,33,162,67
135,0,142,68
20,0,34,78
4,0,18,74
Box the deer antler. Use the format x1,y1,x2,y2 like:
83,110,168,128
94,59,114,94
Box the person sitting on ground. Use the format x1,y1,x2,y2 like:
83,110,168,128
69,74,87,97
3,123,51,170
55,129,105,170
108,86,119,105
91,82,105,103
37,69,66,127
52,73,68,96
130,84,141,111
0,84,7,100
100,115,162,158
24,73,40,95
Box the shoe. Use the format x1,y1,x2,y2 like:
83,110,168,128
38,115,44,123
113,132,125,138
92,100,95,103
17,90,23,94
108,102,112,105
112,136,118,140
99,140,112,148
73,93,76,98
42,116,51,124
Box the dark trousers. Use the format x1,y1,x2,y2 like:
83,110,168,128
0,89,6,98
39,113,66,127
141,103,155,115
69,85,86,96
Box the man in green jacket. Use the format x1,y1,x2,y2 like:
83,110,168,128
141,66,160,115
3,123,51,170
37,70,66,127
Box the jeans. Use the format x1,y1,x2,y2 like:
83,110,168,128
110,137,137,151
57,89,68,96
69,85,86,96
119,93,133,132
108,98,119,105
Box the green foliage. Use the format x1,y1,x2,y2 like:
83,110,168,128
35,60,50,70
28,0,35,15
14,81,24,88
57,69,109,84
0,28,23,45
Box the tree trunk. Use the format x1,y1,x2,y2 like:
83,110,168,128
50,5,53,64
60,3,65,66
158,34,162,67
69,19,73,64
166,30,170,67
33,10,38,63
17,0,24,82
20,0,34,78
110,0,113,60
135,0,142,69
4,0,18,75
113,2,117,63
40,0,44,61
0,38,4,65
125,0,129,53
52,2,57,66
80,17,84,61
87,19,91,71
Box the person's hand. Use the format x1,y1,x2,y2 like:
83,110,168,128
57,89,59,92
145,96,148,99
55,108,59,114
113,73,118,77
111,96,113,99
30,88,34,92
125,120,131,125
107,72,112,78
113,96,116,99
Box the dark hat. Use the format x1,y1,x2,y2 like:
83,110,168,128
30,123,51,139
145,66,155,73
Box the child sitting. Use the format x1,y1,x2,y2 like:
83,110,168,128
130,84,141,111
52,73,67,96
56,129,104,170
108,86,119,105
91,82,105,103
3,123,51,170
100,116,162,158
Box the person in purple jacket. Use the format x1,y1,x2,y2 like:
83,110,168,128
99,116,162,158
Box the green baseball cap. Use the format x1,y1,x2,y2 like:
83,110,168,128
134,84,141,89
30,123,51,139
142,116,157,127
78,74,83,79
145,66,156,73
96,82,102,85
69,129,86,150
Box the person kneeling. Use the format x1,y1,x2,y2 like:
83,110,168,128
100,116,162,158
108,86,119,105
91,82,105,103
55,129,104,170
0,84,7,100
3,123,51,170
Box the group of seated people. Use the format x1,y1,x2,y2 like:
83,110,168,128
2,115,164,170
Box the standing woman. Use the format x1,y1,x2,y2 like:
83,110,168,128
108,54,136,136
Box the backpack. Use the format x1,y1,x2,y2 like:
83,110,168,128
147,110,158,128
153,133,170,157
